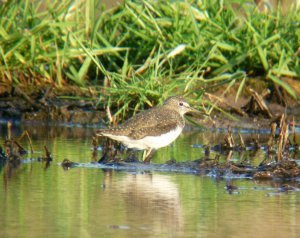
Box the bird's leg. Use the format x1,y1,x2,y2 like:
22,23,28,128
143,149,156,163
98,138,120,164
142,149,151,162
124,148,139,163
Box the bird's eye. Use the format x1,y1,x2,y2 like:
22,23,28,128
179,102,184,106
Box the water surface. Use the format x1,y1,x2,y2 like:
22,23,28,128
0,123,300,238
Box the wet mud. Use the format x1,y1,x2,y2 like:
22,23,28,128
59,115,300,180
0,84,104,124
1,109,300,181
1,83,300,181
1,83,300,129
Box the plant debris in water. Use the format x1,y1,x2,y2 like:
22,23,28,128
0,0,299,122
0,122,53,177
1,115,299,181
69,114,300,180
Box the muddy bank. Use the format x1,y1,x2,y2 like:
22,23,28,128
60,158,300,181
0,83,299,129
1,112,299,181
0,84,105,125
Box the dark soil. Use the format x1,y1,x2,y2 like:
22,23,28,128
0,83,105,125
0,80,299,129
1,81,300,180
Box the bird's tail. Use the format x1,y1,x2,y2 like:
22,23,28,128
95,129,106,136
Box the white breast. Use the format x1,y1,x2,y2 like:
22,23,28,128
104,126,183,150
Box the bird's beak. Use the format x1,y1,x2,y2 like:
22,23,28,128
187,106,209,117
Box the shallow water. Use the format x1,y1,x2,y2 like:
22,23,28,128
1,122,300,238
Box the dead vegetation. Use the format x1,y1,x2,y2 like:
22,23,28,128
1,114,299,180
94,114,299,180
0,122,53,179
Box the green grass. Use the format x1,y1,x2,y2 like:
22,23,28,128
0,0,299,119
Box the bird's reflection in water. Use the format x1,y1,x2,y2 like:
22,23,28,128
118,173,184,236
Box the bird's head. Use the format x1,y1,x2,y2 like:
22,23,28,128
163,96,201,116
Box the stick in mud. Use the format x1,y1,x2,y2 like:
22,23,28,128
291,117,298,149
13,140,27,155
224,126,234,149
277,114,289,161
18,131,34,154
44,146,52,162
238,132,245,150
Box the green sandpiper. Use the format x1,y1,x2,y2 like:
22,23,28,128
96,96,203,163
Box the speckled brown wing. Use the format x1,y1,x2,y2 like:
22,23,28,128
123,107,184,139
96,126,131,137
128,119,181,139
96,106,184,139
96,109,158,137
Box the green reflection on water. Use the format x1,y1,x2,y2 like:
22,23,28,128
0,124,300,238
